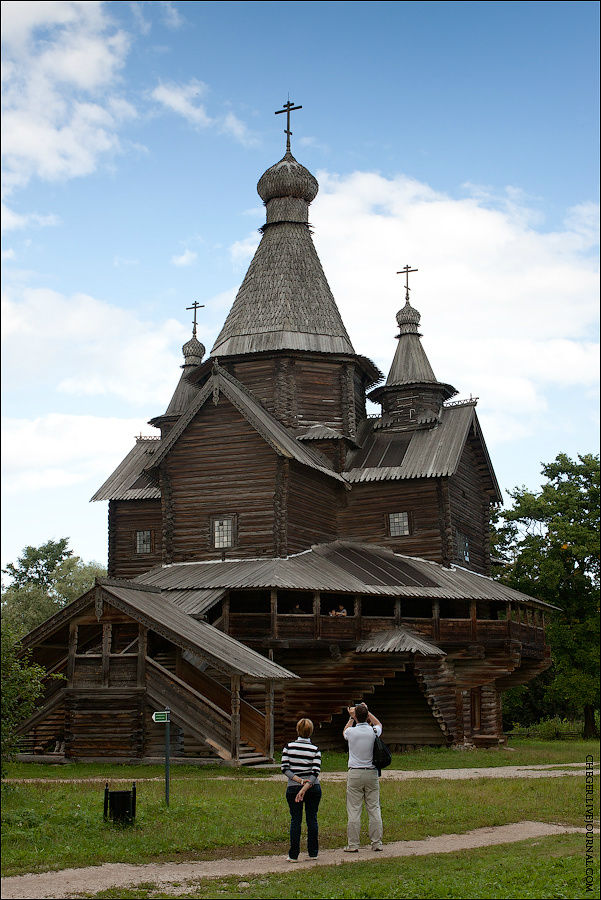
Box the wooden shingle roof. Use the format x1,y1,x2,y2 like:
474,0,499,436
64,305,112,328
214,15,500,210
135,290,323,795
91,438,161,502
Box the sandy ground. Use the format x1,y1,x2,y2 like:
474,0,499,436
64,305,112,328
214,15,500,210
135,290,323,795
0,821,589,900
5,761,597,785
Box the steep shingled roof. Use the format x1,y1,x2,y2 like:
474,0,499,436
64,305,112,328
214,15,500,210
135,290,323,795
211,151,354,357
91,438,161,501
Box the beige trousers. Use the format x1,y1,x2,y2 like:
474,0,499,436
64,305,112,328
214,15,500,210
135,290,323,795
346,767,383,848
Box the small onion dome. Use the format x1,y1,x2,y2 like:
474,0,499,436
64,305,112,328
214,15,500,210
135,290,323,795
257,150,318,204
396,299,421,335
182,334,205,366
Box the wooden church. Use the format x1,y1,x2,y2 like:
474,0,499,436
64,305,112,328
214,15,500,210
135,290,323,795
18,107,554,764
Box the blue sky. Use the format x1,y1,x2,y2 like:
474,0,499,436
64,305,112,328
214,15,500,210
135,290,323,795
1,0,599,569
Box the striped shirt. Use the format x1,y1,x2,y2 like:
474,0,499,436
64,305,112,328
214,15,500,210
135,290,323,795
281,736,322,786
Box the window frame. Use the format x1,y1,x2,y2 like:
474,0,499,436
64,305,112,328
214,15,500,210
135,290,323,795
134,529,153,555
209,514,238,550
387,510,411,538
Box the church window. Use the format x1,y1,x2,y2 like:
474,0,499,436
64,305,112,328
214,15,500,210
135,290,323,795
135,530,152,554
456,531,470,563
388,511,410,537
211,516,236,549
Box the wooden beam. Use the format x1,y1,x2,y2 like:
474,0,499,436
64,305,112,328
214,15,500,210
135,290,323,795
470,600,477,641
271,590,278,639
230,674,241,762
313,592,321,639
223,593,230,634
432,600,440,642
354,595,361,639
394,597,401,625
101,623,111,687
265,680,275,760
137,625,147,687
67,622,78,683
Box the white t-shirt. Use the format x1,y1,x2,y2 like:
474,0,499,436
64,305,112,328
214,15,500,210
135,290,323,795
344,722,382,768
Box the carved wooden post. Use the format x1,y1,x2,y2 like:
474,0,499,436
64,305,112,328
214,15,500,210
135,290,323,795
223,594,230,634
264,680,275,760
230,675,241,762
102,623,111,687
432,600,440,641
394,598,401,625
67,622,78,684
271,589,278,639
506,601,512,638
354,595,361,639
470,600,477,641
313,592,321,639
137,625,147,687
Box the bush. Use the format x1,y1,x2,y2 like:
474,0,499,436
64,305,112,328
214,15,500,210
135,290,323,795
508,716,583,740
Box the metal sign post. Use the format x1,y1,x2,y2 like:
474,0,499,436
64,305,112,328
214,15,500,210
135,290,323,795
152,708,171,805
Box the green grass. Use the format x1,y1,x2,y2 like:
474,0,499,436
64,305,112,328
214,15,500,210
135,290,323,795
5,738,596,781
1,771,595,877
81,834,597,899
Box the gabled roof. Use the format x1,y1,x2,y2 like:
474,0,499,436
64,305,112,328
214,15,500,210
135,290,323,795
91,438,161,501
98,581,297,680
145,366,345,483
356,627,445,656
344,402,502,500
135,540,558,609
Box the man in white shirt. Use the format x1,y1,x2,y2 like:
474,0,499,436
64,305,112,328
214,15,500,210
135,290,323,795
343,702,383,851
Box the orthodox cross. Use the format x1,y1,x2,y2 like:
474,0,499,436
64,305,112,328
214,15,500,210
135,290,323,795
275,99,302,152
397,265,418,303
186,301,204,337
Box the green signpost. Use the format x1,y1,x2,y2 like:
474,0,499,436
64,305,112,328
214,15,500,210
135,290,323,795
152,708,171,805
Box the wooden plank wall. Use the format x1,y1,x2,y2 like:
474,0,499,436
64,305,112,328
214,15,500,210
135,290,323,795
337,479,444,561
108,500,163,578
447,439,491,575
164,398,279,561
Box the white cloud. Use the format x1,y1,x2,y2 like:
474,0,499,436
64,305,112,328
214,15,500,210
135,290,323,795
1,286,192,406
159,1,184,29
1,413,151,495
171,248,197,267
1,1,132,195
1,201,60,233
305,170,599,445
1,248,15,260
151,79,212,127
150,79,256,146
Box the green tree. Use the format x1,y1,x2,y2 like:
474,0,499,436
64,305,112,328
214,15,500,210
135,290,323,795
493,453,600,737
1,624,46,774
1,541,106,638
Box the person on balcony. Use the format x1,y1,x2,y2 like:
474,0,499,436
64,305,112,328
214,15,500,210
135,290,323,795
281,718,322,861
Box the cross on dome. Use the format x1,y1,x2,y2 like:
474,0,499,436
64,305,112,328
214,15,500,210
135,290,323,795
275,99,302,152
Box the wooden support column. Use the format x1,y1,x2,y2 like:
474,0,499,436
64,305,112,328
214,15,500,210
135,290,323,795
313,592,321,639
264,681,275,760
470,600,478,641
102,623,112,687
230,675,241,763
223,594,230,634
395,598,401,625
354,595,361,639
137,625,148,687
271,589,278,639
506,602,512,638
432,600,440,642
67,622,78,684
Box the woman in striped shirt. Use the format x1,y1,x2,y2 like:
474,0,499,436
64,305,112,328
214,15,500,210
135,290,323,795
281,718,322,861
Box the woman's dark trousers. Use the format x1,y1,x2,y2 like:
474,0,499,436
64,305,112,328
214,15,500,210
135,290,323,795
286,783,322,859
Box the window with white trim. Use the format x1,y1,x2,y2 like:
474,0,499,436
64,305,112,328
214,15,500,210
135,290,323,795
211,516,236,549
136,530,152,554
388,511,410,537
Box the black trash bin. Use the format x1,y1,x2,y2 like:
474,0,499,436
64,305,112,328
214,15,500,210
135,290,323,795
104,782,136,824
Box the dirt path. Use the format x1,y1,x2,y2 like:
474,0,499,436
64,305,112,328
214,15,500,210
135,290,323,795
0,821,588,900
5,762,596,785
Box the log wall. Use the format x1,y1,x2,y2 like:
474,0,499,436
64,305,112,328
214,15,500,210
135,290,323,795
163,397,279,561
108,500,162,579
448,438,491,575
337,478,444,560
287,463,339,553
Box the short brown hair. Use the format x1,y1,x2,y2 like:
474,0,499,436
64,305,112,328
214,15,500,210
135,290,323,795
297,718,314,738
354,703,369,723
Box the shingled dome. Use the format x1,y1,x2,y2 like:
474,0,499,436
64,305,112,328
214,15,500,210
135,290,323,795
211,151,354,357
257,151,319,203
